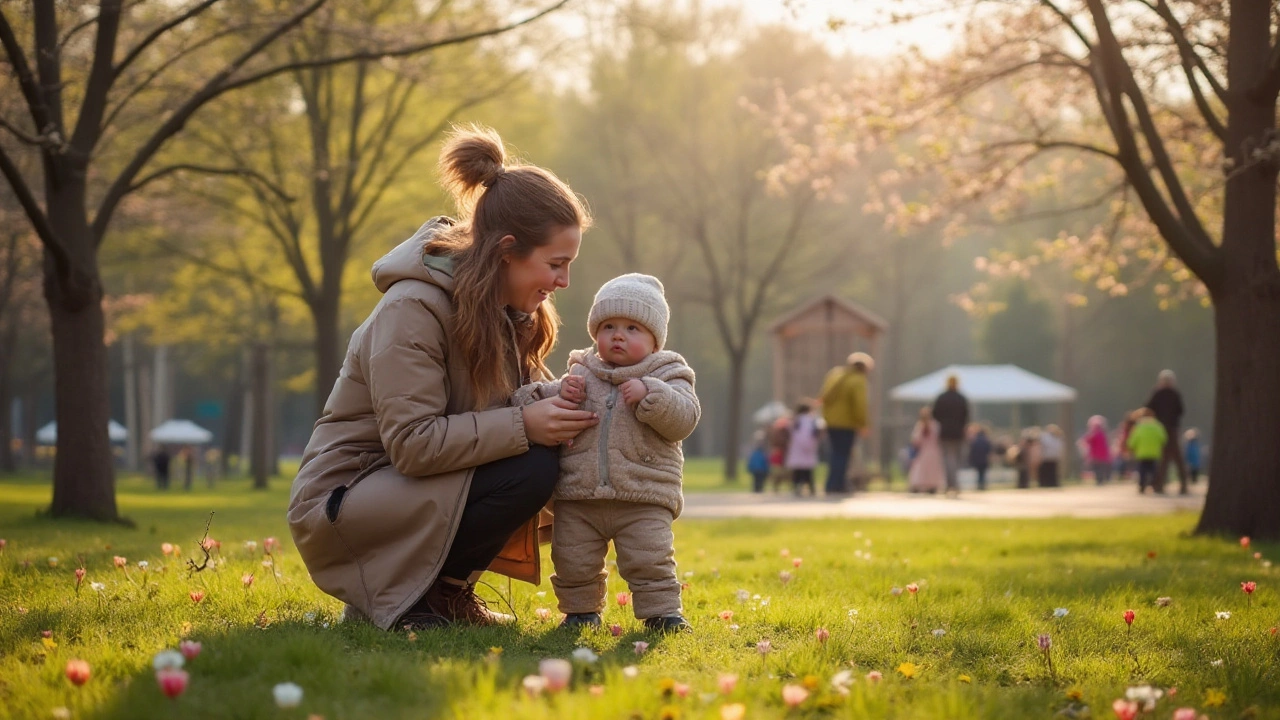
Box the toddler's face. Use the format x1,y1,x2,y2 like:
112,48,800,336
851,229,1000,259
594,317,655,367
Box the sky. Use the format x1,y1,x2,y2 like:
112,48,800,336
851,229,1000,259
731,0,961,57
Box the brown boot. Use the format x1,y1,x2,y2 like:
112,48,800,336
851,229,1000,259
422,578,515,626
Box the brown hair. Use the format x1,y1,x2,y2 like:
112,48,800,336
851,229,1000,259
426,124,591,409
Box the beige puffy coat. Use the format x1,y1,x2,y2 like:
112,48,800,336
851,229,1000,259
514,348,699,517
287,218,551,630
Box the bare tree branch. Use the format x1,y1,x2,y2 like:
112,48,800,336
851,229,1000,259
129,164,296,202
0,144,69,275
0,5,52,131
0,114,49,146
1152,0,1228,103
70,0,124,155
113,0,225,79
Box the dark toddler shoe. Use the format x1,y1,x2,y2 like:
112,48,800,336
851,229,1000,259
559,612,602,629
643,615,693,633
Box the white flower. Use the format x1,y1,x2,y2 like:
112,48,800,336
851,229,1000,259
303,612,316,622
831,669,854,695
1124,685,1163,711
521,674,547,696
1210,659,1223,667
735,589,751,603
1053,608,1069,618
244,540,258,552
152,650,185,671
890,586,903,596
621,665,639,679
1216,611,1231,620
728,624,740,631
137,560,149,570
571,647,599,664
847,608,859,618
90,582,105,592
273,682,303,708
760,597,770,607
683,571,694,579
932,628,946,637
534,591,546,598
752,594,761,601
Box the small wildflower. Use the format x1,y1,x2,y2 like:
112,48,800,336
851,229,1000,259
610,623,623,637
521,675,546,697
52,708,70,720
958,674,971,683
74,567,86,586
717,673,738,694
539,659,572,692
1216,611,1231,620
906,583,919,594
815,627,830,643
1210,659,1223,667
1155,597,1172,607
890,586,903,596
113,556,127,569
1125,685,1164,711
1254,552,1263,560
161,543,174,556
792,558,803,568
137,561,148,570
1172,709,1199,720
897,662,918,679
153,650,185,671
831,669,854,694
1123,609,1135,625
1053,608,1069,618
242,573,254,588
156,668,189,699
756,639,772,655
179,641,202,661
65,659,91,686
1112,699,1139,720
719,610,734,622
633,641,649,655
47,557,59,568
273,682,303,708
781,684,808,708
1147,551,1157,559
1242,581,1257,594
1037,634,1051,651
244,540,258,552
90,582,105,592
1270,626,1278,636
616,592,630,607
571,647,599,664
720,703,746,720
673,682,690,698
779,570,792,584
622,665,639,679
1240,536,1250,548
189,590,205,604
264,537,280,554
535,608,551,621
931,628,946,637
1203,688,1226,707
1066,688,1084,701
735,589,750,603
780,548,790,557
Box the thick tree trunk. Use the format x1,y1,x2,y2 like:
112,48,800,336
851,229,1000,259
721,353,745,483
47,277,118,520
222,351,245,477
312,292,341,417
250,340,269,489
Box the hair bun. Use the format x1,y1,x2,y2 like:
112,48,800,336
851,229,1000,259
439,124,507,207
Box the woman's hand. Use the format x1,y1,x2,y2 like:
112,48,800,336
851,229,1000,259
523,396,598,447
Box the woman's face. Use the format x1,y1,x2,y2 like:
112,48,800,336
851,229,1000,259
501,225,581,314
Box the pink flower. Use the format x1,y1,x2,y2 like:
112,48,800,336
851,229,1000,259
1270,626,1278,636
782,684,809,708
756,639,772,655
113,556,127,569
0,538,6,551
538,659,572,692
780,548,790,557
793,558,803,568
41,630,52,638
156,668,189,699
719,610,734,622
616,592,630,607
815,627,830,643
1112,699,1139,720
906,583,919,594
717,673,738,694
866,670,882,683
534,608,551,621
189,590,205,604
1242,581,1257,595
1254,552,1263,560
1240,536,1251,548
65,659,91,686
75,567,86,586
610,623,623,637
1123,609,1135,626
1037,634,1051,651
779,570,792,585
588,684,605,696
1172,709,1199,720
179,640,201,661
674,682,690,698
264,537,280,554
161,543,174,556
633,641,649,655
241,573,254,588
200,538,220,552
720,703,746,720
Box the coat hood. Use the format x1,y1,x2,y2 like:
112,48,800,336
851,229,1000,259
371,217,457,294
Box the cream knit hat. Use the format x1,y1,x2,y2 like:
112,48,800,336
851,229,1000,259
588,273,669,350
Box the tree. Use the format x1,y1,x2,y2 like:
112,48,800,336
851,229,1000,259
810,0,1278,537
0,0,568,520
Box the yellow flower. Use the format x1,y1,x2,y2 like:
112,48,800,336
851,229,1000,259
180,621,193,637
41,637,57,650
658,706,681,720
658,677,676,694
897,662,918,679
1204,688,1227,707
802,674,820,690
1065,687,1083,701
488,646,503,656
958,674,971,684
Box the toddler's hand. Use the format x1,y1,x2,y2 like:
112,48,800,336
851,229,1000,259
620,378,649,406
560,375,586,404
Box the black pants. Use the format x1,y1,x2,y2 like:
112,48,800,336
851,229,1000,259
792,468,815,496
1156,432,1188,493
437,444,559,581
826,429,856,495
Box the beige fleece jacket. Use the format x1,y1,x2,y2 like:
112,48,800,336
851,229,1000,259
513,348,700,517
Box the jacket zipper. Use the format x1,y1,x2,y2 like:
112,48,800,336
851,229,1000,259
599,385,618,488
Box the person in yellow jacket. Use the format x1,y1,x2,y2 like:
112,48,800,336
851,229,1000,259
819,352,873,495
1127,408,1169,494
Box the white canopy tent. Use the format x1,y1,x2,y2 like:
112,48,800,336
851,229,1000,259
36,420,129,445
149,419,214,445
890,364,1077,405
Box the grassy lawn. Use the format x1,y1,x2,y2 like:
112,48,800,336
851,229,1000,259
0,471,1276,719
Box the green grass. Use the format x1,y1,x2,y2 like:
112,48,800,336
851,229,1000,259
1,471,1277,719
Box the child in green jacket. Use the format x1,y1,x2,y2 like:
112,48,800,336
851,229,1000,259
1127,409,1168,494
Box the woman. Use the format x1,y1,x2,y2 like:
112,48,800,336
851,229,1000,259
908,406,945,494
287,125,597,631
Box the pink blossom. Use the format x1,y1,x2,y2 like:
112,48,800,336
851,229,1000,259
538,659,572,692
588,685,604,696
534,608,551,621
610,623,623,637
264,537,280,554
793,558,803,568
1242,581,1257,595
906,583,919,594
719,610,734,622
1172,709,1199,720
633,641,649,655
779,570,792,584
241,573,254,588
717,673,738,694
1254,552,1263,560
179,640,201,661
616,592,630,607
780,548,790,557
756,639,772,655
113,556,127,569
161,543,174,556
720,704,746,720
782,684,809,708
674,682,690,698
189,590,205,604
815,627,830,643
41,630,52,638
156,669,189,699
75,567,86,586
1112,699,1139,720
65,659,91,686
866,670,882,682
0,538,6,551
1241,536,1251,548
1123,609,1135,626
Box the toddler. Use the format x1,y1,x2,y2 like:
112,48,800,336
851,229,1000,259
513,274,700,632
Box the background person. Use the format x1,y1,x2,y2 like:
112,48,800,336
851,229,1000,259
1127,408,1168,494
819,352,873,495
932,375,970,494
1144,369,1188,494
908,406,945,494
